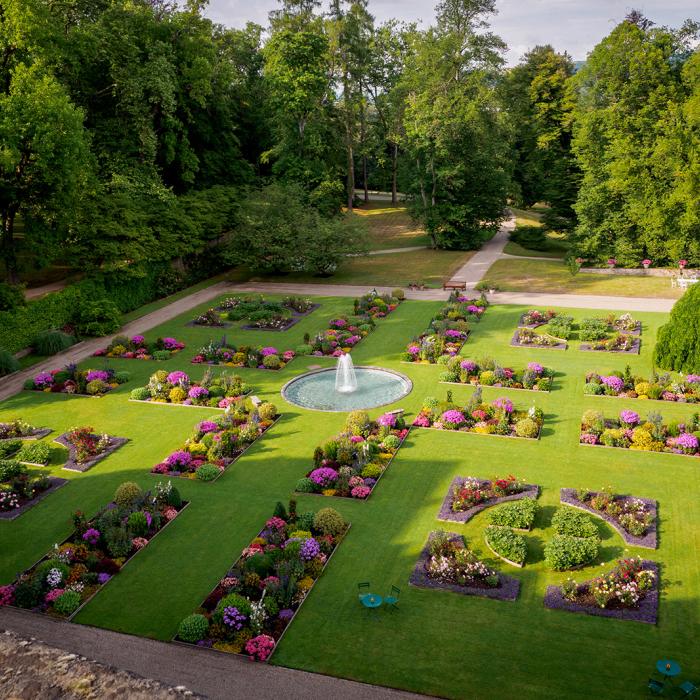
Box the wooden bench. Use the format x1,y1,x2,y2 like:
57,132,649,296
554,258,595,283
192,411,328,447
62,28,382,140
443,279,467,291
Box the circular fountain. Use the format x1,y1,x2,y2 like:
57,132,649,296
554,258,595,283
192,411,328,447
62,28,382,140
281,354,412,412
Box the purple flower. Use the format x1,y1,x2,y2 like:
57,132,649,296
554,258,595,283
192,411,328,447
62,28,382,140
364,477,377,487
408,345,420,355
467,305,480,314
444,329,464,339
34,372,54,388
527,362,544,375
309,467,338,487
261,347,278,356
441,410,466,425
377,412,397,427
619,410,639,426
86,370,110,383
82,528,100,545
198,420,218,434
460,360,477,372
131,335,145,345
278,608,294,621
492,397,514,414
167,371,189,386
413,415,431,427
300,538,321,561
188,386,209,400
162,337,181,350
686,375,700,384
97,573,111,585
602,376,625,393
222,606,247,630
674,433,699,452
165,451,192,468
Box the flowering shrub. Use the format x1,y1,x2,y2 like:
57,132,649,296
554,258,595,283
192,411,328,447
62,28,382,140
439,357,554,391
423,531,499,589
0,457,52,514
512,327,566,348
579,409,700,455
7,481,184,617
65,427,112,465
584,368,700,402
191,339,295,370
303,315,373,357
151,401,279,480
132,369,250,407
413,394,543,439
353,291,402,319
296,410,408,499
24,365,127,396
0,419,42,440
450,476,525,513
520,309,557,327
92,335,185,360
572,488,655,538
176,504,347,658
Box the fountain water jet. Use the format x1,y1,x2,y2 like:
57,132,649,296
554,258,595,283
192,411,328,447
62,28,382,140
335,353,358,393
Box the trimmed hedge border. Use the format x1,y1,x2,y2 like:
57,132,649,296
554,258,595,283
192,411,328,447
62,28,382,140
409,532,520,602
560,488,657,549
0,477,69,521
543,561,659,624
55,434,129,473
437,477,540,524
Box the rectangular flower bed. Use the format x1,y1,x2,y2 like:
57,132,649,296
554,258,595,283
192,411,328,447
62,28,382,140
579,334,640,354
130,370,252,409
1,481,187,619
412,395,544,440
215,295,320,332
353,290,403,319
302,315,375,357
92,335,185,361
0,456,68,520
438,476,540,524
544,558,658,624
24,366,130,397
511,328,567,350
294,410,409,500
409,531,520,601
518,309,557,328
0,420,52,442
560,488,657,549
584,371,700,402
191,340,295,370
1,438,53,467
174,502,349,661
579,409,700,456
187,308,233,328
439,357,554,392
55,428,129,473
151,400,279,481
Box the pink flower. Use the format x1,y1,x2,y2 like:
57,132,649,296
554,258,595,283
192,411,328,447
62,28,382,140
351,485,371,499
45,588,65,603
413,415,431,427
132,537,149,550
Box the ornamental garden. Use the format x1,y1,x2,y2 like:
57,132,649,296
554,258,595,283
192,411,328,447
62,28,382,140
0,295,698,699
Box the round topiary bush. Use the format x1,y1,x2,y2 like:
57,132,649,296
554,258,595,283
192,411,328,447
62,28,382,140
114,371,130,384
381,435,400,450
169,387,187,403
213,593,252,624
127,511,149,537
86,379,108,395
196,464,220,481
345,410,371,436
114,482,143,508
258,403,277,421
295,477,315,493
262,354,281,369
130,387,150,401
654,282,700,372
392,288,405,300
515,418,540,439
178,614,210,642
313,507,346,537
295,344,313,355
53,589,82,616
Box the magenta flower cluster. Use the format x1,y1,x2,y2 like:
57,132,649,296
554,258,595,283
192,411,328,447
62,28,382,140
165,451,192,467
619,410,640,426
198,420,218,434
86,370,110,383
34,372,54,388
492,397,514,413
460,360,477,372
441,410,466,425
527,362,544,374
82,528,100,545
309,467,338,487
188,386,209,400
377,412,397,427
167,371,189,385
603,375,625,392
261,347,278,356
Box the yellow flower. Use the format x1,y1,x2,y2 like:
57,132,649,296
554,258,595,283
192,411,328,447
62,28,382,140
322,489,337,496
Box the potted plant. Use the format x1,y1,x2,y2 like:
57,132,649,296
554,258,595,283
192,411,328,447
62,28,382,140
679,259,688,271
642,259,652,269
607,258,617,269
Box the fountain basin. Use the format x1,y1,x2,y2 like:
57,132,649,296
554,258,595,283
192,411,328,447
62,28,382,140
281,366,412,412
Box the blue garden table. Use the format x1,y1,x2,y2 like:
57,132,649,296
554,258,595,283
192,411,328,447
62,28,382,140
361,593,383,619
657,659,681,681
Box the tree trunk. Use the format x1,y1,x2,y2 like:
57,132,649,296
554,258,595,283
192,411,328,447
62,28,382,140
360,103,368,203
2,210,19,284
344,70,354,211
429,155,436,207
391,142,398,205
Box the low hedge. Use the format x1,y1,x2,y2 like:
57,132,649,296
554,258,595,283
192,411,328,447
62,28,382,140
488,498,538,529
484,526,527,565
544,535,599,571
552,507,599,538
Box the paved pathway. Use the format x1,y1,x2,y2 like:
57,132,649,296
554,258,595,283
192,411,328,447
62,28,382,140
0,608,425,700
24,280,68,300
490,291,675,313
365,245,428,256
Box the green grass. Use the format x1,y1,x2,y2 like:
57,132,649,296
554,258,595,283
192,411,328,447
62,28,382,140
350,202,432,250
504,206,570,259
2,297,699,699
485,259,683,299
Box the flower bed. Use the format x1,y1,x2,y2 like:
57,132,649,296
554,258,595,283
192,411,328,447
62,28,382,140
353,291,403,319
413,394,544,440
216,295,319,331
544,558,658,624
151,400,279,481
2,439,52,467
579,408,700,456
92,335,185,360
130,370,251,408
409,531,519,601
438,358,554,392
0,420,52,442
511,327,567,350
584,370,700,402
437,476,539,524
300,315,375,357
1,481,186,619
518,309,557,328
0,456,67,520
579,334,640,354
294,410,408,500
174,503,348,660
560,488,657,549
447,292,490,318
55,427,129,473
24,366,130,397
191,339,295,370
188,308,231,328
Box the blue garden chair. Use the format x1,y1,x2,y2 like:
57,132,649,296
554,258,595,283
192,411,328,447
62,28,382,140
647,678,665,695
680,680,698,697
357,581,370,602
385,585,401,610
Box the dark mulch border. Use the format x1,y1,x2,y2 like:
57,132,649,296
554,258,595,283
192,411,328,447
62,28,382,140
611,321,642,336
510,330,567,350
241,303,321,332
0,478,69,521
438,477,540,524
55,434,129,473
579,337,641,354
560,488,657,549
543,561,659,624
0,428,52,442
409,532,520,601
517,314,551,329
185,320,233,329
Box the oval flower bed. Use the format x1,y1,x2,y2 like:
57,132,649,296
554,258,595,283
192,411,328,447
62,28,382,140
130,370,251,408
151,400,279,481
1,481,186,619
412,395,544,440
579,333,640,354
294,410,408,500
438,358,554,392
191,340,295,370
175,503,348,661
584,370,700,403
24,366,130,397
92,335,185,360
579,409,700,456
0,419,52,442
560,488,657,549
409,530,520,601
437,475,539,524
544,558,658,624
55,426,129,473
0,458,67,520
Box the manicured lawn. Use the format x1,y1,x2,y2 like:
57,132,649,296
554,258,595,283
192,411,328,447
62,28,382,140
1,296,699,699
485,258,683,299
503,206,570,259
350,201,432,250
